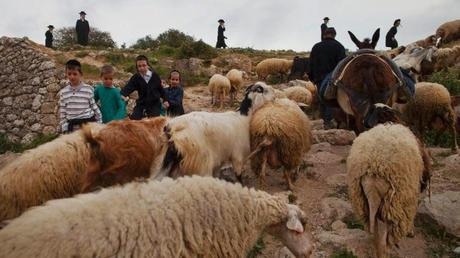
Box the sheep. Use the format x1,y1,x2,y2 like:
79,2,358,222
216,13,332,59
393,45,437,81
244,84,312,190
160,82,276,181
256,58,294,82
0,127,103,222
348,117,431,258
274,88,287,99
287,79,317,97
435,19,460,46
0,176,314,258
283,86,313,107
208,74,231,108
80,117,169,193
428,45,460,72
398,82,458,152
226,68,247,103
381,46,406,59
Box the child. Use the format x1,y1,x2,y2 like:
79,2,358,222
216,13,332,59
164,70,185,116
94,65,126,123
120,55,169,120
59,59,102,133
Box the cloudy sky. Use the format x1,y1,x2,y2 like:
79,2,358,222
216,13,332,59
0,0,458,51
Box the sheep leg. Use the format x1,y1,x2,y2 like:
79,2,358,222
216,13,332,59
283,169,294,190
375,218,389,258
233,160,243,184
446,112,459,152
259,151,268,189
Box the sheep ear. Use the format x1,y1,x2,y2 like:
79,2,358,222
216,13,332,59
297,102,309,108
286,205,304,233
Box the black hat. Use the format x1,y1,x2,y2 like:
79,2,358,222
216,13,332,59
218,19,225,23
394,19,401,25
48,25,54,29
323,17,330,21
79,11,87,15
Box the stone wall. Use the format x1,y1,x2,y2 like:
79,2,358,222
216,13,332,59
0,37,61,143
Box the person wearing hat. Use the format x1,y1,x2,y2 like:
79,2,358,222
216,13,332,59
216,19,227,49
310,27,346,129
321,17,330,41
385,19,401,49
76,11,90,46
45,25,54,48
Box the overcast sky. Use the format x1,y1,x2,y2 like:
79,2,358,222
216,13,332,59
0,0,458,51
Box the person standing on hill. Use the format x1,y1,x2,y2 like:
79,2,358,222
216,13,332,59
45,25,54,48
216,19,227,48
321,17,330,41
76,11,90,46
385,19,401,49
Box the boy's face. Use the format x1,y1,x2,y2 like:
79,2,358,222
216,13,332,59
170,74,180,87
136,60,149,75
66,68,82,86
102,72,114,87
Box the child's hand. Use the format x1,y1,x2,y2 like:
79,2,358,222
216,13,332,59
121,96,129,102
163,101,170,109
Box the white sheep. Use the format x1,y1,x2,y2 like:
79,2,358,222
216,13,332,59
256,58,293,82
0,176,314,258
226,68,247,103
287,79,317,97
0,127,103,222
349,104,431,258
283,86,313,107
160,82,276,181
208,74,231,108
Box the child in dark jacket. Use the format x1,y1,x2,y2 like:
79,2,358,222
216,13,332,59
164,70,184,116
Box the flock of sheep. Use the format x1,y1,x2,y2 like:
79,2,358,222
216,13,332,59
0,19,459,258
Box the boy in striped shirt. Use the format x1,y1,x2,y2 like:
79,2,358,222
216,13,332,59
59,59,102,133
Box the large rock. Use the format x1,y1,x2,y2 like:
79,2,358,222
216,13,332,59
317,228,371,258
321,197,353,222
312,129,356,145
212,54,252,73
418,191,460,238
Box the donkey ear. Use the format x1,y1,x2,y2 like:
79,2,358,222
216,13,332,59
371,28,380,48
348,31,361,48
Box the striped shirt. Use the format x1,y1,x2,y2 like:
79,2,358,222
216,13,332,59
59,82,102,132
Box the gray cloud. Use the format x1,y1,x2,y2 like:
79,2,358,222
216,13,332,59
0,0,458,51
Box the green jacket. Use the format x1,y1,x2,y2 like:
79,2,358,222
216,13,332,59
94,84,126,123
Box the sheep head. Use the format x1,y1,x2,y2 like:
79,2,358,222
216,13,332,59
266,204,314,258
364,103,402,128
239,82,275,116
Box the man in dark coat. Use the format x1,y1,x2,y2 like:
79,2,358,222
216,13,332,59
121,55,169,120
45,25,54,48
216,19,227,48
76,11,90,46
321,17,329,41
385,19,400,49
310,27,346,128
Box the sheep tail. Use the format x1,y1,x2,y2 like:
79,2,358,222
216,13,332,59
247,138,273,160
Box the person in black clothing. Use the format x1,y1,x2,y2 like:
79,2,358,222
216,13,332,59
164,70,185,117
45,25,54,48
310,27,346,128
216,19,227,48
321,17,329,41
121,55,169,120
76,11,90,46
385,19,400,49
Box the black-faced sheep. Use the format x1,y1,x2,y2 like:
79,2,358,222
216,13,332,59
256,58,293,82
349,104,431,258
0,128,101,222
435,19,460,46
242,83,312,190
0,176,314,258
208,74,231,108
398,82,458,152
80,117,169,193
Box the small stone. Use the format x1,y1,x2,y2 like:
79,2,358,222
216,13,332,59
331,220,347,231
43,126,56,134
38,87,47,94
31,95,42,111
13,119,25,127
30,123,42,132
39,61,55,71
2,97,13,106
31,76,41,86
40,102,56,114
454,246,460,254
6,114,17,121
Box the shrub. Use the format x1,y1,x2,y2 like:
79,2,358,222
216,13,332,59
131,35,159,50
54,26,116,48
429,68,460,96
157,29,194,48
177,40,218,59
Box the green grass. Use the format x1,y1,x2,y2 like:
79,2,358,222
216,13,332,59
0,133,58,154
416,215,460,258
428,68,460,96
331,248,358,258
343,215,364,230
81,63,101,78
246,237,265,258
74,51,89,58
423,130,459,149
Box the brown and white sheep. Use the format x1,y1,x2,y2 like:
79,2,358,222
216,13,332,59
435,19,460,46
226,68,247,103
0,128,102,222
208,74,231,108
243,84,312,190
80,117,169,192
283,86,313,107
256,58,293,82
0,176,314,258
349,107,431,258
